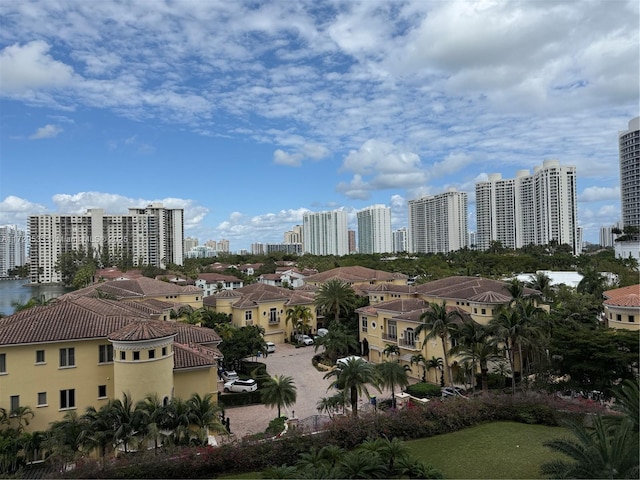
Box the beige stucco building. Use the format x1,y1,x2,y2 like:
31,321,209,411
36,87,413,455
0,296,221,433
603,284,640,331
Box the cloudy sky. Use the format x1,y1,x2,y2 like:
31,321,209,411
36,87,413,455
1,0,638,251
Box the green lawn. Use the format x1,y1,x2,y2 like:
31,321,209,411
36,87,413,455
405,421,569,479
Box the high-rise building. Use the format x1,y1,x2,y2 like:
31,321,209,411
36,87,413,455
348,230,356,254
251,243,265,255
475,160,579,253
303,209,349,256
600,223,622,248
619,116,640,229
408,190,468,254
392,228,408,253
357,205,392,254
29,204,184,283
217,239,230,253
0,225,26,277
184,236,199,252
284,225,303,244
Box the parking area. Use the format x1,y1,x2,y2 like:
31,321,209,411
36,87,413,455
220,343,334,439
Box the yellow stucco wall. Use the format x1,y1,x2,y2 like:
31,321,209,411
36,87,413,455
113,348,174,405
605,305,640,331
173,367,218,400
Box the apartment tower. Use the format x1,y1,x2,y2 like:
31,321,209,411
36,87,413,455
29,204,184,283
356,205,392,254
475,160,579,253
408,190,468,254
302,209,349,256
0,225,26,277
392,228,408,253
619,116,640,229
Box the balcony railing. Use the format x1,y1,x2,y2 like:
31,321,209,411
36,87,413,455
382,333,397,342
399,339,420,350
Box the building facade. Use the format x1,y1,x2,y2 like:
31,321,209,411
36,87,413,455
0,225,26,277
284,225,303,244
29,204,184,284
302,209,349,256
603,285,640,331
619,117,640,229
408,190,468,254
392,228,408,253
475,160,579,253
357,205,392,254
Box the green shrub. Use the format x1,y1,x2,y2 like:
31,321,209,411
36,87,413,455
218,390,263,407
242,360,267,376
406,382,442,398
265,416,288,436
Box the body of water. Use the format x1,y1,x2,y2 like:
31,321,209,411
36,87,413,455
0,279,70,316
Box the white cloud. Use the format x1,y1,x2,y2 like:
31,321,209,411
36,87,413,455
0,196,48,227
579,186,620,202
210,207,310,244
0,41,75,93
29,124,63,139
273,149,304,167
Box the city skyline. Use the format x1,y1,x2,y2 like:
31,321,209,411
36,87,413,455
1,1,638,251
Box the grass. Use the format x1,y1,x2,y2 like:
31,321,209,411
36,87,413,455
405,421,569,479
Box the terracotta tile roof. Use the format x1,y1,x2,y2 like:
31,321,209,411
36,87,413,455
173,343,221,370
415,276,539,301
604,284,640,300
468,291,513,303
304,266,407,283
361,283,417,294
357,298,429,315
95,268,143,280
603,284,640,308
285,294,315,306
295,284,318,292
109,321,177,341
61,277,195,300
197,273,242,282
173,322,222,345
182,285,204,293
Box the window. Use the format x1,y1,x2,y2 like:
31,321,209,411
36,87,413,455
98,385,107,398
269,308,278,324
120,351,126,360
361,317,368,333
162,347,167,356
148,349,155,359
629,315,635,323
481,308,486,315
133,351,140,361
99,345,113,363
404,328,416,347
617,314,622,321
0,353,5,374
10,395,19,414
59,348,75,368
387,320,397,340
60,389,75,409
245,311,252,321
36,350,45,364
37,392,47,406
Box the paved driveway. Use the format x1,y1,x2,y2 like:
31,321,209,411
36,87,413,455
221,343,335,439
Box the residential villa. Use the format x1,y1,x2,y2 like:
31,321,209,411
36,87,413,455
204,283,318,343
357,276,545,384
0,296,221,433
303,266,409,294
603,284,640,331
195,273,244,296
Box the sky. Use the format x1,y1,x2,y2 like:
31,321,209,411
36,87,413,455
0,0,638,252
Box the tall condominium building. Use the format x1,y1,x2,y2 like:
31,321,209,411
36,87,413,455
29,204,184,283
184,236,199,252
0,225,26,277
600,223,622,248
408,190,468,254
251,243,265,255
303,209,349,256
284,225,303,244
348,230,356,253
619,116,640,228
357,205,392,254
266,243,303,255
475,160,579,253
392,228,408,253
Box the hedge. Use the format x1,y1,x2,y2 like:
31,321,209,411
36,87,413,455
406,382,442,398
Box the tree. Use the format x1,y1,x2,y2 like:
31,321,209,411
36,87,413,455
416,301,463,386
383,343,400,359
323,357,379,417
410,353,428,382
218,324,267,370
261,375,297,419
577,267,607,297
187,392,225,445
136,393,166,453
526,271,552,302
426,356,444,386
376,361,409,409
285,305,313,338
313,323,358,363
314,279,357,324
488,306,523,394
81,403,115,468
110,393,142,453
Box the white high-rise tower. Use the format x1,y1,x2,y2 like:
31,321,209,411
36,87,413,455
357,205,392,254
619,117,640,229
302,210,349,256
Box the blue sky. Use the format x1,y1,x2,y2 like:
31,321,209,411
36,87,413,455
0,0,638,251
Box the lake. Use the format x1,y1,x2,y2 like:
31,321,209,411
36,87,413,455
0,279,70,316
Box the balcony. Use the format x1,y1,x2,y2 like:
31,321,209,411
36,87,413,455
399,339,420,350
382,333,397,342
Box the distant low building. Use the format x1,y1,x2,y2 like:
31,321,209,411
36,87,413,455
196,273,244,296
603,284,640,331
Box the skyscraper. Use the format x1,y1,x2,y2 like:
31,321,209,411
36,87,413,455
0,225,26,277
29,204,184,283
619,116,640,229
356,205,392,254
302,209,349,256
408,190,468,254
475,160,579,253
284,225,303,244
392,228,408,253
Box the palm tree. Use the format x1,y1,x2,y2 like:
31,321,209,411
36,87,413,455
164,398,192,446
47,410,86,466
136,394,166,452
488,306,522,394
187,392,225,445
314,279,357,324
426,356,444,386
316,393,346,418
577,267,607,297
526,271,552,301
339,449,388,479
313,324,358,363
410,353,428,382
285,305,313,338
8,406,34,432
541,415,639,479
376,361,409,409
323,357,379,417
416,301,463,386
383,343,400,360
450,319,499,395
110,393,141,453
261,375,297,419
81,403,116,468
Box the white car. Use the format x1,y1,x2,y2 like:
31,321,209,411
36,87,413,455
296,334,314,346
221,370,239,382
266,341,276,353
441,386,468,399
223,379,258,393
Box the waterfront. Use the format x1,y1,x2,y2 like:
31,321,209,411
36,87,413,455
0,279,69,316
